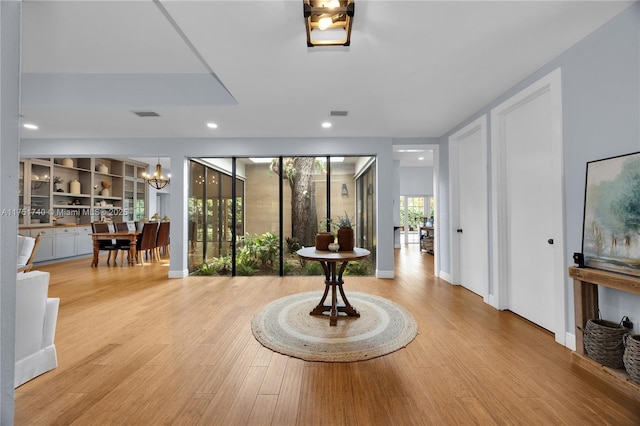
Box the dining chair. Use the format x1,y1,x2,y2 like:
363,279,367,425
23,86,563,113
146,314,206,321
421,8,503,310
136,222,159,265
113,222,133,266
17,233,41,273
91,222,119,265
155,221,170,259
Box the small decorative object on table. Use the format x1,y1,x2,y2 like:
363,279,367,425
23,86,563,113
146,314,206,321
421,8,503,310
53,176,64,192
101,181,111,196
69,179,81,194
334,211,354,251
328,242,340,252
315,232,334,251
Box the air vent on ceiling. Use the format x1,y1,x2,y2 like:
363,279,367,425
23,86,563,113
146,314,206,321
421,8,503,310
133,111,160,117
330,110,349,117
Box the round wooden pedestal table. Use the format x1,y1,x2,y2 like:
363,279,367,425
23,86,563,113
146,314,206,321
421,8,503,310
296,247,370,326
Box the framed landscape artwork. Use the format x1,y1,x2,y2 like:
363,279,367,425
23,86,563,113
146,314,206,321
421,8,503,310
582,151,640,276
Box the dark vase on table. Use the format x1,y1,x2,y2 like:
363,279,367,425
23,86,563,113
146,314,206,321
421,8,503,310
337,227,354,251
315,232,334,251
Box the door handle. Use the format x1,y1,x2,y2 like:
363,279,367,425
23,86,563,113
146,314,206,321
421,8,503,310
548,239,554,245
457,229,463,233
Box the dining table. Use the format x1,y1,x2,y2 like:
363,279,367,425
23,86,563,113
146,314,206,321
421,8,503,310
296,246,370,326
90,230,140,267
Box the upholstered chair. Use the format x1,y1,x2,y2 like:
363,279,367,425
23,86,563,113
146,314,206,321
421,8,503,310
15,270,59,387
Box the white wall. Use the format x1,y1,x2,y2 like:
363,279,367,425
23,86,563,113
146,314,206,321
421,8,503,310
440,3,640,338
399,166,433,196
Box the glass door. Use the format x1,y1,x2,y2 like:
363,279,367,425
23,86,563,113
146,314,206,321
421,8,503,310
18,161,25,226
29,162,52,225
123,179,134,221
135,180,146,220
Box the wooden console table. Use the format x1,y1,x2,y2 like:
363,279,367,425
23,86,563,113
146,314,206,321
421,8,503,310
569,266,640,400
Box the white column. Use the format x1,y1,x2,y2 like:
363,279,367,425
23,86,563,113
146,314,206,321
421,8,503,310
0,0,21,421
168,155,188,277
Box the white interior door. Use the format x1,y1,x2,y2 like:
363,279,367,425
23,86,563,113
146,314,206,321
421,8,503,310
491,69,565,342
449,116,488,300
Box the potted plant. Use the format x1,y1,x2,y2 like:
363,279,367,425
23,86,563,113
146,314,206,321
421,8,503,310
334,212,354,251
53,176,64,192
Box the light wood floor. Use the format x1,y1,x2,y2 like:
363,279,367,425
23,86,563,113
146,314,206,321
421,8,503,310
15,246,640,425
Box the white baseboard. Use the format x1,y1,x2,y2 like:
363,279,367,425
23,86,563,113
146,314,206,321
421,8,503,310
376,270,394,279
564,332,576,351
439,271,453,283
168,269,189,278
487,294,499,309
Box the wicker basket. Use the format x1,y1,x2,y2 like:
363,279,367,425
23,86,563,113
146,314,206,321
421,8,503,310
583,318,630,369
623,334,640,384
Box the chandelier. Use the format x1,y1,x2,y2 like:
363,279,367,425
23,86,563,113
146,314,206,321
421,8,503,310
143,159,171,190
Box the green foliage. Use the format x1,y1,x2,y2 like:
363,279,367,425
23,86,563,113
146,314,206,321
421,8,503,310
210,255,231,275
238,232,279,268
319,217,335,233
345,260,373,276
193,255,232,276
236,262,257,276
193,262,217,276
400,208,424,230
282,260,294,275
334,211,353,229
302,261,324,275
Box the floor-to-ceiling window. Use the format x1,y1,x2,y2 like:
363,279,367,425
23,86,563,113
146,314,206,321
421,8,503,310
356,160,376,268
188,159,244,274
190,156,375,276
188,161,206,269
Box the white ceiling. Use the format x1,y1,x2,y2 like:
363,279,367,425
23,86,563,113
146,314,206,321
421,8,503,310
20,0,634,167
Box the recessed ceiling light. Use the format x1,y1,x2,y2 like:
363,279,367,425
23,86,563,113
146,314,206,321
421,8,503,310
23,123,38,130
206,122,218,129
418,157,424,160
322,122,332,128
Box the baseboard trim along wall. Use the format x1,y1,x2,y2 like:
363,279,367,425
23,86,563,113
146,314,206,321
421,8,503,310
439,271,453,284
376,270,394,279
169,269,189,279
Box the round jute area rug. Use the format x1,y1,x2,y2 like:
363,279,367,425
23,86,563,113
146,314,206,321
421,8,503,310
251,291,418,362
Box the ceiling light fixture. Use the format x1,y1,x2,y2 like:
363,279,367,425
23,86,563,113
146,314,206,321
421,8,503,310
322,122,332,128
23,123,39,130
206,122,218,129
142,158,171,190
303,0,354,47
